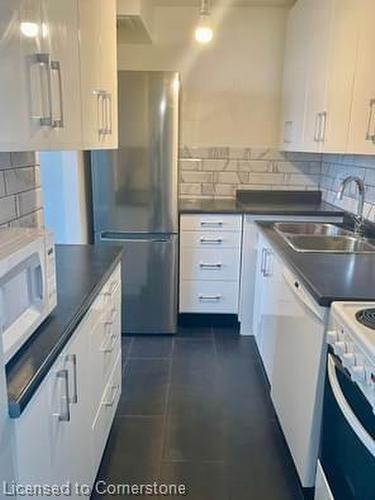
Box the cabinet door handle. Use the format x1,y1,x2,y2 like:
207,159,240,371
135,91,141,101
54,369,70,422
198,294,222,301
314,113,321,142
320,111,327,142
199,237,223,245
66,354,78,404
105,93,112,135
199,263,222,269
366,99,375,141
102,384,120,407
264,249,273,277
94,90,106,136
35,53,53,127
260,248,266,276
50,60,64,128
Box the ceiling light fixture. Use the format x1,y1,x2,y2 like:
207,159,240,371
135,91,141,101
195,0,213,44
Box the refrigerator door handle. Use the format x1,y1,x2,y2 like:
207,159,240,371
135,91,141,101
98,232,174,244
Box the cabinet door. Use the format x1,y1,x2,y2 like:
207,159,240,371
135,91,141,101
252,233,268,345
14,373,53,484
79,0,117,150
0,0,45,151
302,0,334,152
98,0,118,149
280,0,309,151
40,0,82,150
48,319,91,491
322,0,360,153
347,0,375,154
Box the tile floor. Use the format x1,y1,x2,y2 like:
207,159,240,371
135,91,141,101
92,325,304,500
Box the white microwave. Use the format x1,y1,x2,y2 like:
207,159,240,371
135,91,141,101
0,228,57,363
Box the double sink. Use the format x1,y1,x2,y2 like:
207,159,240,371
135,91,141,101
273,223,375,254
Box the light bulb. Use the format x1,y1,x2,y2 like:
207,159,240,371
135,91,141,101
195,25,213,43
20,22,39,38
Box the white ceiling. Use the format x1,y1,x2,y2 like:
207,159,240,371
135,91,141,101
153,0,295,6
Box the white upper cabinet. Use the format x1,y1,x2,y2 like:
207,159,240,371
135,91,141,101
347,0,375,154
280,0,369,155
279,0,309,151
302,0,333,153
0,0,117,152
320,0,360,153
79,0,118,150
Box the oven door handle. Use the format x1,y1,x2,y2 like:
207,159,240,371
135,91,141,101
328,354,375,456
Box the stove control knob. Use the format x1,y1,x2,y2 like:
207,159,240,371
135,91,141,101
334,341,347,355
351,365,366,383
342,352,356,368
327,330,339,345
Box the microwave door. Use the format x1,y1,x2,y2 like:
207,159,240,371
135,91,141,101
1,252,45,362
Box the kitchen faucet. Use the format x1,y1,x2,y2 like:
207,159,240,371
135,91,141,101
336,176,365,236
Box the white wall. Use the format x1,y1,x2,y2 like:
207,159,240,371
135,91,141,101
118,5,288,148
40,152,89,244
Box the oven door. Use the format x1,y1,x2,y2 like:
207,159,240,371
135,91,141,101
319,350,375,500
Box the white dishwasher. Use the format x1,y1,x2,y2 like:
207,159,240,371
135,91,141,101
270,266,329,488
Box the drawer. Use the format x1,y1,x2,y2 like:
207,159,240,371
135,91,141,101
180,214,242,232
180,230,241,249
90,287,121,413
92,263,122,315
180,280,239,313
181,247,240,281
91,352,122,474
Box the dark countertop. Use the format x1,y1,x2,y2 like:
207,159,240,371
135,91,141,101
6,244,122,418
179,190,345,217
258,223,375,307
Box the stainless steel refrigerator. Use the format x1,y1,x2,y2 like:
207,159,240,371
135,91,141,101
91,71,179,335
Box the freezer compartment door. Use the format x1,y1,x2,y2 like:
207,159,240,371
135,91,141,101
97,232,178,334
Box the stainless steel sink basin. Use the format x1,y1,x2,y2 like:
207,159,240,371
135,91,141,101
282,235,375,254
274,222,353,237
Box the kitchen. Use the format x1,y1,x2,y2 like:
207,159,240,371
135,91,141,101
0,0,374,499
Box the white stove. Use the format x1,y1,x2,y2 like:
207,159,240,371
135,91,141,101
328,302,375,411
315,302,375,500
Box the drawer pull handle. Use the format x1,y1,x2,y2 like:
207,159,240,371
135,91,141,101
200,237,223,245
103,281,119,297
100,333,119,354
199,263,222,269
104,308,117,325
102,384,120,407
200,221,223,227
199,294,222,301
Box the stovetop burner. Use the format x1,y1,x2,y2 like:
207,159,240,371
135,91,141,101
356,308,375,330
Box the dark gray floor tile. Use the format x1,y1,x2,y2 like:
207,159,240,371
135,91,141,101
118,359,170,416
215,334,259,361
164,415,226,461
177,325,213,339
167,381,223,419
173,337,215,358
94,415,164,484
160,461,230,500
129,336,174,359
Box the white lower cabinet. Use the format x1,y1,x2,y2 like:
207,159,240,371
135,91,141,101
179,214,242,314
239,214,343,336
13,263,122,496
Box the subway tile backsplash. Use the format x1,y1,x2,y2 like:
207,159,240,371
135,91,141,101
0,152,44,228
320,154,375,223
179,147,322,200
179,146,375,224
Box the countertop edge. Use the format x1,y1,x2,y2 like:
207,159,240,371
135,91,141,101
7,251,122,419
